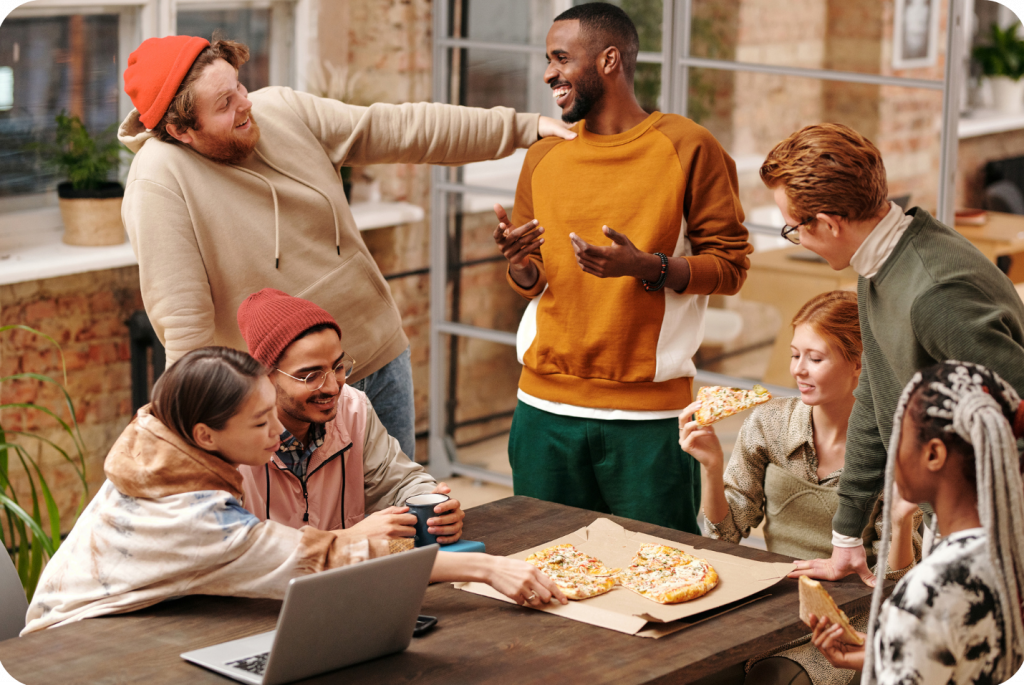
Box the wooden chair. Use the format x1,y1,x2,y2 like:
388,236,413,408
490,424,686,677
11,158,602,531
0,551,28,641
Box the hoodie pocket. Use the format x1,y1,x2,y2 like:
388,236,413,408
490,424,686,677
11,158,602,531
295,251,401,364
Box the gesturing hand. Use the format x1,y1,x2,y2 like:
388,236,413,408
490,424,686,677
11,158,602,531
570,226,650,279
493,203,542,288
789,544,876,587
678,400,725,472
493,204,543,267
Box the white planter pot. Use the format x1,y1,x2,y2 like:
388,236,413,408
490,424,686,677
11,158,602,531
989,76,1024,114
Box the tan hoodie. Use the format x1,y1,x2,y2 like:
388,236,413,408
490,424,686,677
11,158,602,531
118,87,540,377
22,406,356,634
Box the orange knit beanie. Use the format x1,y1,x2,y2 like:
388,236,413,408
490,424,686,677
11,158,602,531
124,35,210,129
237,289,342,368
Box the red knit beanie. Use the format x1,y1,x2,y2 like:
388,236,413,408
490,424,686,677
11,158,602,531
124,36,210,130
237,289,342,368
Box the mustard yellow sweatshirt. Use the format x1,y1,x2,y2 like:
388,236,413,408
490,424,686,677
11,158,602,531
508,112,750,413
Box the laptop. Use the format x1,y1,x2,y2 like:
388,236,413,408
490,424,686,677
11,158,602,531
181,544,438,685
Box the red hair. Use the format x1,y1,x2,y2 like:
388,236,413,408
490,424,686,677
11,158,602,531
791,291,861,364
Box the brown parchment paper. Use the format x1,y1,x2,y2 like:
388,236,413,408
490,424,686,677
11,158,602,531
455,518,793,637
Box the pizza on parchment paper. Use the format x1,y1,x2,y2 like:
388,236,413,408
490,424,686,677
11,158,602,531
617,543,719,604
526,544,618,600
693,384,771,426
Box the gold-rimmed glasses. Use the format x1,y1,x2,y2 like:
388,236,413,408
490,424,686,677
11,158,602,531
275,351,356,391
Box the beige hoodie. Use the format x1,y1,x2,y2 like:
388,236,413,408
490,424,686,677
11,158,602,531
22,406,361,634
118,87,540,377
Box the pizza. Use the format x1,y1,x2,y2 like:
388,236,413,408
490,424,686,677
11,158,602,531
693,384,772,426
526,544,618,600
617,543,719,604
798,576,863,645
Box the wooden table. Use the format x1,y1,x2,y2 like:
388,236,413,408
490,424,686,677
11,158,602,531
955,211,1024,281
0,497,880,684
742,246,858,387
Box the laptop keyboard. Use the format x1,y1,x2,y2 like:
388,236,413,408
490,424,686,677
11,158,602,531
228,652,269,676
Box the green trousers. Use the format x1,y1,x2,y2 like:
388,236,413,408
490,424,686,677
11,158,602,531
508,401,701,534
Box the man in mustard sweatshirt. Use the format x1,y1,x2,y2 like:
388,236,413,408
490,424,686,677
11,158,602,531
118,35,573,462
492,3,751,533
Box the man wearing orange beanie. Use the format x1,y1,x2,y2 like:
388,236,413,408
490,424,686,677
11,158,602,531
118,34,575,462
235,288,465,542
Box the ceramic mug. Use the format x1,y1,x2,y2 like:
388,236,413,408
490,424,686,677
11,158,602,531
405,493,450,547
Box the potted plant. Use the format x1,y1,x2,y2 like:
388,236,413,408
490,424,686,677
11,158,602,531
973,22,1024,114
2,324,89,600
38,112,126,246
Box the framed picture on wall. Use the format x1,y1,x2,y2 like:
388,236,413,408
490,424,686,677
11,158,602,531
893,0,941,69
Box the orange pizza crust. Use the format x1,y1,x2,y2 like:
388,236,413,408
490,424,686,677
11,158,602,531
617,543,719,604
693,384,771,426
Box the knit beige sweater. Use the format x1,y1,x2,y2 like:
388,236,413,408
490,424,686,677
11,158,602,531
118,87,540,378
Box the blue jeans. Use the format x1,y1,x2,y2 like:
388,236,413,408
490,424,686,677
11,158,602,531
352,347,416,460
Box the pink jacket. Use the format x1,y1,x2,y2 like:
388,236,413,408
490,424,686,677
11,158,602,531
239,385,435,530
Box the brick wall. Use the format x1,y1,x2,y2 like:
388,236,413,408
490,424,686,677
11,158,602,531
0,267,143,533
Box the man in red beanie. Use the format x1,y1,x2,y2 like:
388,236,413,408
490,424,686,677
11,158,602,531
236,288,465,542
118,35,575,464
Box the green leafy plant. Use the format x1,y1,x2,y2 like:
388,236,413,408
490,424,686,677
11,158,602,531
973,23,1024,81
35,111,123,191
1,325,89,600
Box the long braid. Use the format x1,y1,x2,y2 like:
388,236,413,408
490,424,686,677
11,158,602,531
863,362,1024,685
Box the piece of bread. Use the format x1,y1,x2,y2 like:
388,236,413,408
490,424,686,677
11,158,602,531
798,576,863,645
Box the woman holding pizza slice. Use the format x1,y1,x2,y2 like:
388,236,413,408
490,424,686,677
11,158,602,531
808,361,1024,685
679,290,921,685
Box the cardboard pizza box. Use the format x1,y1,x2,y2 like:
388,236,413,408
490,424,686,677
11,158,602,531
455,517,793,638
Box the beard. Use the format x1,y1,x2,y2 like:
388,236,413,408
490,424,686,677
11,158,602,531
561,64,605,124
194,112,261,165
276,384,340,428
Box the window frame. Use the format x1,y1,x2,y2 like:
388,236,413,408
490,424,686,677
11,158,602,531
0,0,313,219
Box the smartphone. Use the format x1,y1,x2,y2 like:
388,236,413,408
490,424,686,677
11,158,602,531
413,614,438,637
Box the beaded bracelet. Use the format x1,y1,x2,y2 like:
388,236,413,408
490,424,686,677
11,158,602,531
641,252,669,292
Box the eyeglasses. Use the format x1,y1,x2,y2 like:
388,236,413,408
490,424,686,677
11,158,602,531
780,218,814,246
276,352,356,391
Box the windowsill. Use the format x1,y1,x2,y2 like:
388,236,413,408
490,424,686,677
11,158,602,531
959,108,1024,139
0,201,426,287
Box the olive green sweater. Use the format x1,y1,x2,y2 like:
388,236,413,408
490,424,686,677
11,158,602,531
835,208,1024,537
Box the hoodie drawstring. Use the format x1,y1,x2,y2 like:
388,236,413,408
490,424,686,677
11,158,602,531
253,150,344,263
231,164,282,268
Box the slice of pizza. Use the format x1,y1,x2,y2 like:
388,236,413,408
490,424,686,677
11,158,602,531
693,384,772,426
526,544,617,576
617,543,719,604
538,570,617,601
526,544,619,601
798,576,864,646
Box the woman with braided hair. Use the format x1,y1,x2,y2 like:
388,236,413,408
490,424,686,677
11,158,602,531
808,361,1024,684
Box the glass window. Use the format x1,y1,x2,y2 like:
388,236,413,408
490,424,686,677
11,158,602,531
451,0,554,45
687,67,944,236
690,0,946,79
0,15,119,206
176,8,271,91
